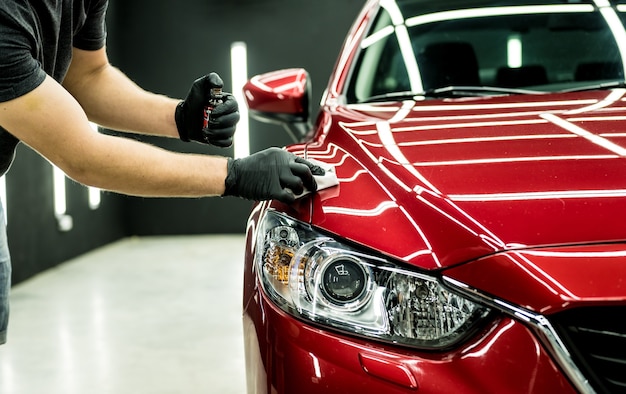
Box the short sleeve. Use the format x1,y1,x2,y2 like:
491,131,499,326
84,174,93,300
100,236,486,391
73,0,108,51
0,8,46,102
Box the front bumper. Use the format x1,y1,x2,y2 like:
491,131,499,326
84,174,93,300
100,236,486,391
243,286,577,394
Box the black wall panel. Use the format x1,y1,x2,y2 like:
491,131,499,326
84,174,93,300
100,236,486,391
7,146,128,284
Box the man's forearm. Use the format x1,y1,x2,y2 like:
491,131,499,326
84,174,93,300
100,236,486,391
74,132,229,197
63,48,181,138
66,65,180,138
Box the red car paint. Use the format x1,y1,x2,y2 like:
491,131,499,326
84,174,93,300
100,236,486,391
242,0,626,392
243,289,576,394
300,91,626,269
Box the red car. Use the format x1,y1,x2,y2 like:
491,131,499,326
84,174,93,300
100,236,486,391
241,0,626,393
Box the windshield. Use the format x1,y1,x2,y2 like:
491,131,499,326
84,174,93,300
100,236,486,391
347,0,626,103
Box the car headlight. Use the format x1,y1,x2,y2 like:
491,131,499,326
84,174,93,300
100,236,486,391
255,210,491,349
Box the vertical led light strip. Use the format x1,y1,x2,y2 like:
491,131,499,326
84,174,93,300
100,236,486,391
88,186,101,210
507,35,522,68
231,41,250,159
0,176,6,225
53,165,73,231
88,122,101,210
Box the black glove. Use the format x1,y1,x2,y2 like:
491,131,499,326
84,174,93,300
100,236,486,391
175,72,240,147
223,147,325,204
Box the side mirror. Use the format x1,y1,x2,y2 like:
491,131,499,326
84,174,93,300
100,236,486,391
242,68,312,142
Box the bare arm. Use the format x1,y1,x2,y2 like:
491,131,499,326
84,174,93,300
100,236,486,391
61,47,180,138
0,75,227,197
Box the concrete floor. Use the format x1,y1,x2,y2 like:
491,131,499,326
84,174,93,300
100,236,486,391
0,235,247,394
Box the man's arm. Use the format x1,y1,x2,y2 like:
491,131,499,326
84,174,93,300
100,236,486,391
62,47,180,138
0,75,227,197
1,46,319,203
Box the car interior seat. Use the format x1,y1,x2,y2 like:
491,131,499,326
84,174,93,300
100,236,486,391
496,65,548,88
574,61,624,81
417,41,481,90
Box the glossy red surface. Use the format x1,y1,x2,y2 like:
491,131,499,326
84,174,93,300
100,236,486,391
243,69,309,115
242,271,577,394
297,91,626,269
445,243,626,314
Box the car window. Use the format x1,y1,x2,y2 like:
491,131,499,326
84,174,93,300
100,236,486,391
347,0,626,103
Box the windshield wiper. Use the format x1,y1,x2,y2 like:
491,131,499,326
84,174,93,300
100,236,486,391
360,91,421,103
418,85,544,97
361,86,543,103
559,80,626,93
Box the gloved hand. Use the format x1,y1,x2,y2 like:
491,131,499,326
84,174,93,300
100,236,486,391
175,72,240,147
223,147,325,204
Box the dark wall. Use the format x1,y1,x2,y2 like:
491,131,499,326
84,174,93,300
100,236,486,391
7,0,364,284
7,146,128,284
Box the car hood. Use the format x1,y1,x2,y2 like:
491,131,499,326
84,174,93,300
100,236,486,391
302,90,626,270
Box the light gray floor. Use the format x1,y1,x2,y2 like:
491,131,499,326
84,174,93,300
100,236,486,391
0,235,247,394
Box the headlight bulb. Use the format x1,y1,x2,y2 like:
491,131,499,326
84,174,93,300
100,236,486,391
320,255,369,306
293,242,374,313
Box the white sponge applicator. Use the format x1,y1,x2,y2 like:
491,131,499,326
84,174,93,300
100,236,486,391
295,159,339,198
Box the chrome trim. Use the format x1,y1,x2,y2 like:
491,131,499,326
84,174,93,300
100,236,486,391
442,276,596,394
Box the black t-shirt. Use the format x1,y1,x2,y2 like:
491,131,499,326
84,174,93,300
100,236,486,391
0,0,108,175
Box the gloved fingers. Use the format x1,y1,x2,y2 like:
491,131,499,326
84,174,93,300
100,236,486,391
176,73,226,144
203,128,234,147
210,94,239,117
207,72,224,89
204,95,239,148
209,110,240,128
290,159,318,192
205,136,233,148
279,171,305,196
196,73,225,108
296,157,326,176
273,189,297,205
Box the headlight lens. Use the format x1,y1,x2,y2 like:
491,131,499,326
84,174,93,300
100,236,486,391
256,210,491,349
